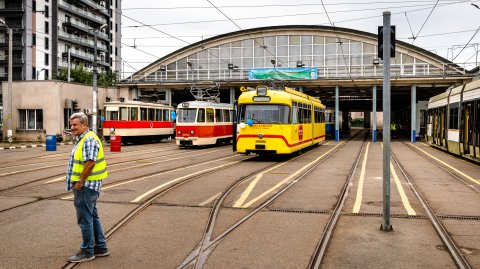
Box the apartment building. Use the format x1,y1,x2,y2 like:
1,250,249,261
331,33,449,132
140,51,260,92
0,0,121,86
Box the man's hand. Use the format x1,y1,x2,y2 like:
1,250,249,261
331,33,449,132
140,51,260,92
74,180,85,190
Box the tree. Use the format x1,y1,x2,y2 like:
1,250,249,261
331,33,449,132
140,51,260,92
53,64,117,87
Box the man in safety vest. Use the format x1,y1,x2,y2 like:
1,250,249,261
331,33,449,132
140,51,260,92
66,112,109,263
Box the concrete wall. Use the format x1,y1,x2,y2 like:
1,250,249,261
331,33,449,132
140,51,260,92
1,80,119,141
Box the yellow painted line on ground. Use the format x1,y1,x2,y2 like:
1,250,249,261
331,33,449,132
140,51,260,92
390,162,416,215
233,173,265,207
131,159,243,203
412,143,479,186
61,155,238,200
47,148,226,185
199,192,222,206
352,142,370,213
241,142,343,208
381,143,416,215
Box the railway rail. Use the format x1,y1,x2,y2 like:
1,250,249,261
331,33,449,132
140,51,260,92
177,130,367,268
391,149,472,269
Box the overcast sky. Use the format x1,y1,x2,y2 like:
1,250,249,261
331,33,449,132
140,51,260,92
120,0,480,78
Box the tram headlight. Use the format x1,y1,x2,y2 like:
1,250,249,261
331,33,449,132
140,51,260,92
190,130,195,134
239,122,246,129
109,127,115,133
177,130,182,134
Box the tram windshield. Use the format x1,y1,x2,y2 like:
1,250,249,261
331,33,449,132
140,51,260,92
177,108,197,123
239,104,290,124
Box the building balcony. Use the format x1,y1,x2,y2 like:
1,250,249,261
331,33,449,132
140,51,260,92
62,50,110,67
58,31,108,52
0,37,24,49
62,21,109,42
0,5,25,15
0,57,24,65
79,0,109,16
58,0,108,25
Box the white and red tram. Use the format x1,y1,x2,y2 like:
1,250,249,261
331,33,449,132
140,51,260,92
175,101,234,147
102,100,175,143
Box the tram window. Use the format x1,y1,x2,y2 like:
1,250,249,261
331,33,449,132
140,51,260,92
239,104,290,124
163,109,170,121
449,107,459,129
120,107,128,120
215,109,223,122
197,108,205,122
147,108,155,121
156,109,162,121
178,108,197,123
107,111,118,121
292,106,298,124
206,108,215,123
223,109,231,122
140,108,148,121
130,107,138,121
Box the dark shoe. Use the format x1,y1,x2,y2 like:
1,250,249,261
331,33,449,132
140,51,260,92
94,246,110,257
68,250,95,263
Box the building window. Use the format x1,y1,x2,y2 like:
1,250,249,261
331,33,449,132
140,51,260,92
45,53,49,65
44,5,49,18
32,34,36,46
19,109,43,130
32,67,36,79
45,21,49,34
45,69,49,80
32,1,36,11
45,37,49,50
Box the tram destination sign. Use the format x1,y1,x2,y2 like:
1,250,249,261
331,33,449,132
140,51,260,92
248,67,318,80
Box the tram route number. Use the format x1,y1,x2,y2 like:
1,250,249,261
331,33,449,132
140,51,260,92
256,140,266,143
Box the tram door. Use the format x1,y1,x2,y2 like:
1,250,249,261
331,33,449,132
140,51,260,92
474,100,480,158
441,107,447,147
463,103,471,155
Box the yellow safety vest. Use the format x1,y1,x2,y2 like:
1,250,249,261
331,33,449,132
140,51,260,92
72,131,108,181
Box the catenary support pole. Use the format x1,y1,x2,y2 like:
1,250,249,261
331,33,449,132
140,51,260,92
381,11,393,232
373,85,377,142
411,84,417,142
335,85,339,142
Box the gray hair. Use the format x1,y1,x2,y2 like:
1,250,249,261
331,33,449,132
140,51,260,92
70,112,89,125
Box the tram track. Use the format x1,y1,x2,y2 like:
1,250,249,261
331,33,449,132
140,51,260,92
390,149,472,269
61,153,276,269
0,146,231,194
176,130,368,269
405,142,480,193
0,147,234,212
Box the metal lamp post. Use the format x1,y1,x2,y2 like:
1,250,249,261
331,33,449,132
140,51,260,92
92,24,107,135
0,19,12,142
36,67,46,80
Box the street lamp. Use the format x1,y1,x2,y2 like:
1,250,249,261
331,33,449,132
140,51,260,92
36,67,46,80
0,19,12,142
92,23,107,135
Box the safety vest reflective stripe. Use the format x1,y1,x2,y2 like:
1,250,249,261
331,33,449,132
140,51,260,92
72,157,105,164
71,131,108,182
71,168,108,177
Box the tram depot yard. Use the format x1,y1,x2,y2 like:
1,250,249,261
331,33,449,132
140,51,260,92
0,132,479,269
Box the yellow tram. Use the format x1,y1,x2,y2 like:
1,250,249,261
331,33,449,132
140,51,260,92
235,85,326,155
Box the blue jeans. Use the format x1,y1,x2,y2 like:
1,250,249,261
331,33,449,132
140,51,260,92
73,187,107,254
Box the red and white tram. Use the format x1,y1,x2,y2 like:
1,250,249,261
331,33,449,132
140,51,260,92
102,100,175,143
175,101,234,147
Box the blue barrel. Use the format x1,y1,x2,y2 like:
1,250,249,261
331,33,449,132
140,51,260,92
46,135,57,151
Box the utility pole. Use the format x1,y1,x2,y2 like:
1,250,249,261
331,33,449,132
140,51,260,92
381,11,393,232
0,19,13,142
92,24,107,135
